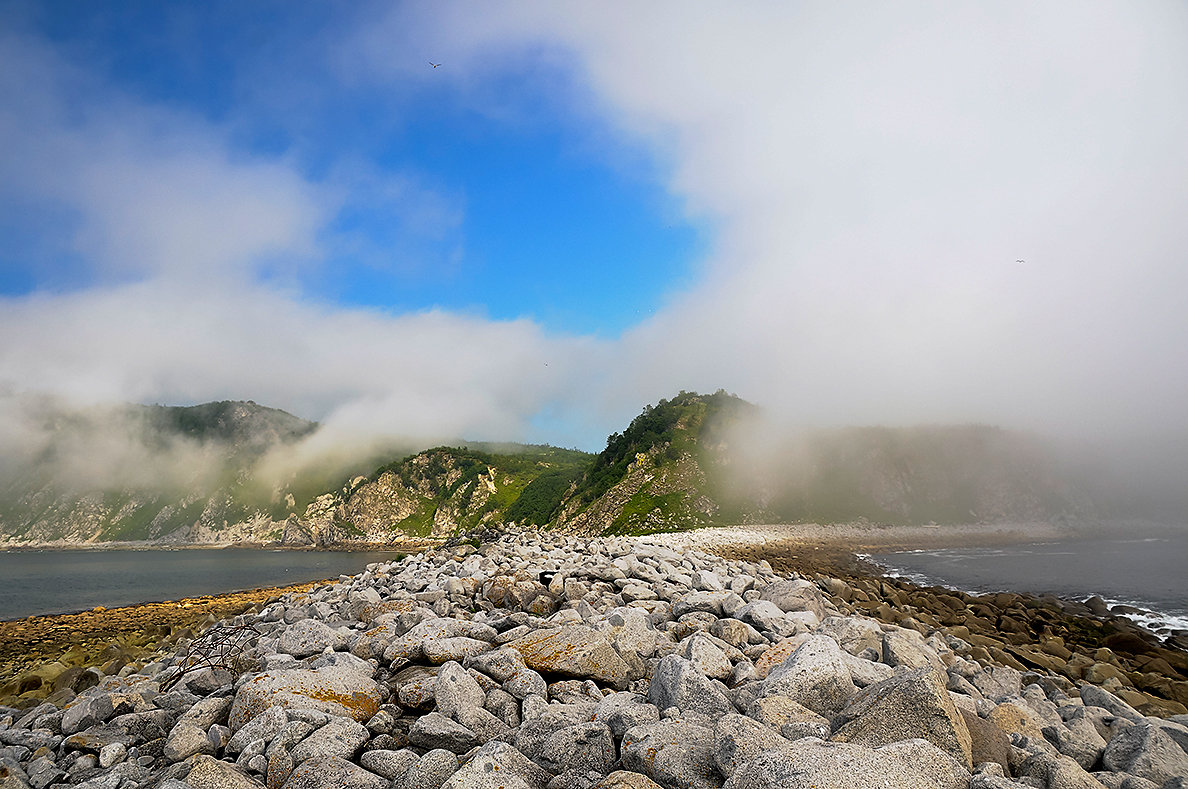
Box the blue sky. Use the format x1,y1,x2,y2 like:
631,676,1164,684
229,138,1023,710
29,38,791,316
0,0,700,336
2,2,1187,453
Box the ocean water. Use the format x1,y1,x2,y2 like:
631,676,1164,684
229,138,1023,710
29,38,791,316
0,548,409,621
868,532,1188,634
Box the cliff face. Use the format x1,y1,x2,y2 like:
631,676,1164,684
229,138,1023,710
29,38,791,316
0,399,319,545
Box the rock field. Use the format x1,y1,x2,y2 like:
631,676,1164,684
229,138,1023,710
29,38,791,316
2,530,1187,789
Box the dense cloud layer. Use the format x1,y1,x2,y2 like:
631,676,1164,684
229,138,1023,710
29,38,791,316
2,4,1187,472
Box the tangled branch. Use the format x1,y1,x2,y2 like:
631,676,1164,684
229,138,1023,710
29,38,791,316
158,621,260,692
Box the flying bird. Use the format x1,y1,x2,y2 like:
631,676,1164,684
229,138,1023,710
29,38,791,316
429,62,442,69
1016,259,1025,264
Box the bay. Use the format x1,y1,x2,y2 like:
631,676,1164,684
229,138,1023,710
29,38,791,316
869,531,1188,633
0,548,409,621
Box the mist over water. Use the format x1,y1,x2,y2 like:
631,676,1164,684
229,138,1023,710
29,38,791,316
870,532,1188,633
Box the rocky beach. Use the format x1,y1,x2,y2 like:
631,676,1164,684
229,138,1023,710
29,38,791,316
2,525,1187,789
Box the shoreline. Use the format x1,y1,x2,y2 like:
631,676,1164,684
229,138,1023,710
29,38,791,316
0,578,333,706
0,539,434,552
3,521,1186,715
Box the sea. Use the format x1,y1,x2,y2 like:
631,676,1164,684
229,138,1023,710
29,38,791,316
868,531,1188,635
0,548,409,621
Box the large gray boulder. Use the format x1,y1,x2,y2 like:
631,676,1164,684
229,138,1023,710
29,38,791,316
648,655,735,718
759,635,856,716
408,712,479,754
723,737,970,789
508,626,634,689
281,755,388,789
1102,721,1188,785
278,619,350,658
621,720,723,789
229,668,381,730
290,716,369,764
712,713,792,778
434,662,486,723
440,741,549,789
593,692,661,738
759,579,828,620
535,721,617,776
817,616,883,656
831,667,973,768
399,749,459,789
186,754,267,789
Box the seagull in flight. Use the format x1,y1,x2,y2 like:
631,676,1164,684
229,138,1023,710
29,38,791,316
1015,259,1025,264
429,62,442,69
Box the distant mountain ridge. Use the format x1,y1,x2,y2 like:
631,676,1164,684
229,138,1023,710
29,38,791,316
0,392,1099,546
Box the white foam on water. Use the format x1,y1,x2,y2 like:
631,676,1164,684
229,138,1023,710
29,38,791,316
1100,597,1188,634
863,553,1188,638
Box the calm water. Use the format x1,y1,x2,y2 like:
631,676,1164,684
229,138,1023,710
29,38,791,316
0,548,409,621
869,532,1188,633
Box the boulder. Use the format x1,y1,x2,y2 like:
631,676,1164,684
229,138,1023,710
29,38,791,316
647,655,734,718
408,712,479,753
712,713,792,778
229,668,381,731
593,773,666,789
281,755,388,789
277,620,350,658
593,692,661,738
186,754,268,789
759,579,828,620
435,662,487,723
290,717,369,764
1102,721,1188,785
621,720,722,789
508,626,633,690
831,667,973,768
400,748,459,789
759,635,857,716
440,741,549,789
723,737,970,789
535,722,617,776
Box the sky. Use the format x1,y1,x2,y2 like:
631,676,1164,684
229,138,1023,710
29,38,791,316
1,1,1186,454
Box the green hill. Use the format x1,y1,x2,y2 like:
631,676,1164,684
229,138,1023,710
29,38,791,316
0,391,1100,545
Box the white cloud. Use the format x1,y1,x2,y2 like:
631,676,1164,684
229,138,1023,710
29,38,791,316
3,3,1188,467
396,2,1188,439
0,33,327,283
